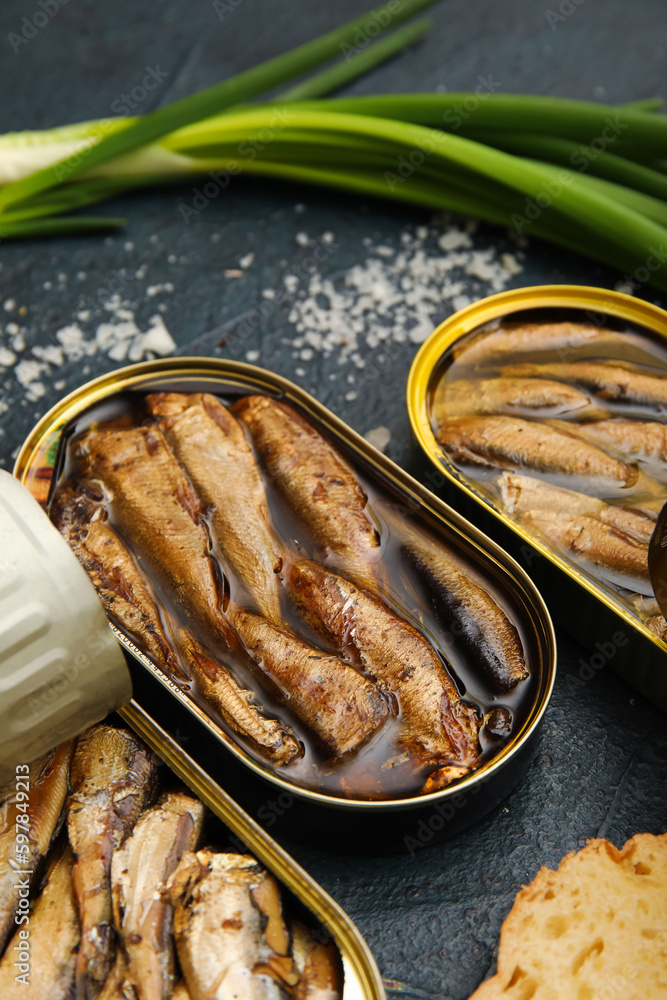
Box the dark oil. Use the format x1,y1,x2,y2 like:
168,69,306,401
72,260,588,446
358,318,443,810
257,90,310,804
50,382,539,801
428,306,667,623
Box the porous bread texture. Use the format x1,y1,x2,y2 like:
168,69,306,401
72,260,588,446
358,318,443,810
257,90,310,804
469,833,667,1000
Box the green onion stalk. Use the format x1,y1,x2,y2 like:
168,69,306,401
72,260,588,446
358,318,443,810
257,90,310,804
0,1,665,291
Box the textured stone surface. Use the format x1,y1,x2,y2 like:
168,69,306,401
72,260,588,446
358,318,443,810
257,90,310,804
1,2,666,996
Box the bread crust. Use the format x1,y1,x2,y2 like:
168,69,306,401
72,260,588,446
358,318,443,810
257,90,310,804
469,832,667,999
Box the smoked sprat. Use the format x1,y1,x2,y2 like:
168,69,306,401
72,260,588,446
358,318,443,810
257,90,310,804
52,390,531,800
0,725,342,1000
431,314,667,626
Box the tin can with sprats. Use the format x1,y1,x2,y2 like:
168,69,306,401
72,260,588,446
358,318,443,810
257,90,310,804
15,357,555,851
407,284,667,712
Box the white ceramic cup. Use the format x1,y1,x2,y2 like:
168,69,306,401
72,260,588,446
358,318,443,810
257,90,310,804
0,471,132,780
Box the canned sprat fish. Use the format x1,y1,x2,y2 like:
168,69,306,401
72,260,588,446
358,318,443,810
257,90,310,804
15,358,555,850
408,284,667,712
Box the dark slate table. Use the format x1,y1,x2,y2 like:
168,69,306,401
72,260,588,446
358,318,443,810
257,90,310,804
2,2,666,997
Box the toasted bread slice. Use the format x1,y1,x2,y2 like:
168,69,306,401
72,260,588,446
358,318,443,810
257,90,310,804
469,833,667,999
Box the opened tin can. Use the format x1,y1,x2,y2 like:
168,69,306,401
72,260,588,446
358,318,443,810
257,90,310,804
15,358,556,851
407,284,667,713
119,700,386,999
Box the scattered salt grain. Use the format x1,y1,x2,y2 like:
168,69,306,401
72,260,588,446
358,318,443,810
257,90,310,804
127,316,176,360
246,350,260,362
283,222,522,367
438,229,472,251
146,283,174,297
363,426,391,453
3,300,15,312
26,382,46,402
295,233,310,247
33,345,64,366
501,252,522,276
15,359,46,388
239,252,255,269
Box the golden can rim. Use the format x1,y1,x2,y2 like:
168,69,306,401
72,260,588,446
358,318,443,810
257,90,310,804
406,283,667,655
15,357,556,813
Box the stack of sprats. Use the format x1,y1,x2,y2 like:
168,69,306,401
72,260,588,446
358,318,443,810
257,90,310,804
431,316,667,637
51,392,531,800
0,724,342,1000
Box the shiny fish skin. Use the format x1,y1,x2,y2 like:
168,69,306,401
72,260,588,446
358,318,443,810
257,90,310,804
521,509,652,595
582,418,667,464
53,485,300,764
111,791,204,1000
68,725,159,1000
436,414,638,489
52,487,184,679
171,983,192,1000
291,923,342,1000
167,851,293,1000
288,560,479,773
0,845,80,1000
147,393,284,622
233,395,380,585
503,360,667,408
499,472,656,545
232,610,388,757
646,614,667,640
80,426,232,652
0,740,74,956
402,542,528,694
434,376,599,420
453,321,653,366
97,955,137,1000
176,629,303,766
